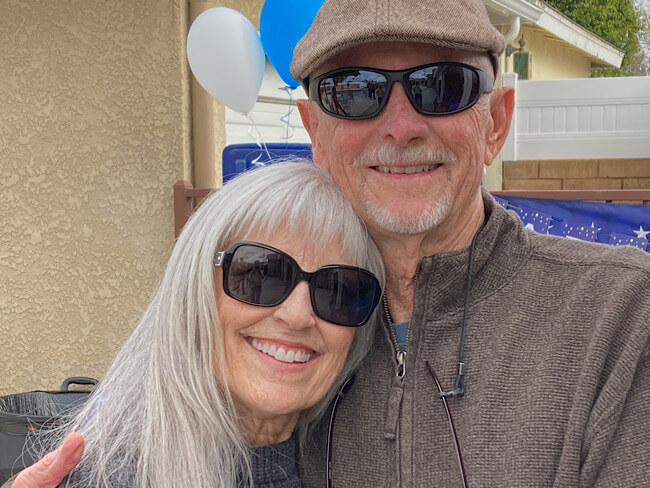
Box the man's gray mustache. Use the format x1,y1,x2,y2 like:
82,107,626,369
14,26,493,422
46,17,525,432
353,144,458,168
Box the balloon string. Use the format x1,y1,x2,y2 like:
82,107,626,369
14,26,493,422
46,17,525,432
279,85,296,140
246,112,272,165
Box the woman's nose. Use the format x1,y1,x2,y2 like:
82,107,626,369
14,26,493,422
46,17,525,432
272,281,316,329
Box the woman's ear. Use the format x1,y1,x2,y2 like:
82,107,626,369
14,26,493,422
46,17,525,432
484,86,515,166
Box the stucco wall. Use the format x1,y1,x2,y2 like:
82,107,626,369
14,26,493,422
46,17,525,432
504,25,592,80
0,0,192,395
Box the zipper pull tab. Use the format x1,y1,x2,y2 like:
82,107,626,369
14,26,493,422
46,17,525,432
395,350,406,379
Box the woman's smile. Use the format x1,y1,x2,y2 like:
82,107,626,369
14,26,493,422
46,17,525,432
247,337,315,364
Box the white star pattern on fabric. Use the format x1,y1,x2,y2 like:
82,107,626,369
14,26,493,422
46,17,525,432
514,205,552,233
590,222,602,231
562,223,598,242
633,226,649,240
495,195,649,254
609,232,649,250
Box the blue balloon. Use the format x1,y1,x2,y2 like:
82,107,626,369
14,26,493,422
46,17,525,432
260,0,325,88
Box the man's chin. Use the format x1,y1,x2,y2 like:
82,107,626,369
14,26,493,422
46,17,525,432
364,195,451,235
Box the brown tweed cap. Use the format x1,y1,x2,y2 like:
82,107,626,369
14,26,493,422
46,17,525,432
291,0,505,81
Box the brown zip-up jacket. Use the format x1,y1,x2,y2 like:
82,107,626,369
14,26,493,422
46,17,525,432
302,194,650,487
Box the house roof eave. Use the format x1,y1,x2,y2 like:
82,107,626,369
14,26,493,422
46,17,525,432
485,0,625,68
484,0,543,23
528,1,625,68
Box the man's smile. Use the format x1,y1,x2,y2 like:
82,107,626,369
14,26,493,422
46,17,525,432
373,163,443,174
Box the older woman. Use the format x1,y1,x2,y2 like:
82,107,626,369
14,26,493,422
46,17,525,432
10,161,383,488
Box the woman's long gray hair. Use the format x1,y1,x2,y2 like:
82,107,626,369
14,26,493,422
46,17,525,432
35,161,384,487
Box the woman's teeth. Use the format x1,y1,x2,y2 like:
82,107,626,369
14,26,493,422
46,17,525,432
375,164,440,174
250,338,312,363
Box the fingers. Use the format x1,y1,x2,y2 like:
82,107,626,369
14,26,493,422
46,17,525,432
13,432,85,488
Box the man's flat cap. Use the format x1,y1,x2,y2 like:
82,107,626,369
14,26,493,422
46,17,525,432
291,0,505,81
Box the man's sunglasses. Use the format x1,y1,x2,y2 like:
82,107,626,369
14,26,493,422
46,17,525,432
214,242,382,327
309,62,493,120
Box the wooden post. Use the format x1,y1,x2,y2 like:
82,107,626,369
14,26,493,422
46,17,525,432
502,72,518,163
189,1,218,189
174,180,195,238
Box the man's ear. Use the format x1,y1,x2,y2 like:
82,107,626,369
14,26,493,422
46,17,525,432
484,86,515,166
297,99,329,171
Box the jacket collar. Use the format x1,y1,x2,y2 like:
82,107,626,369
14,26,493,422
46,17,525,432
413,190,531,321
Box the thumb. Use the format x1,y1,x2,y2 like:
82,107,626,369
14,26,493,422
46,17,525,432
13,432,85,488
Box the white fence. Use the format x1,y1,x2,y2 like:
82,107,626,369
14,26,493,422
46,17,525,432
503,73,650,161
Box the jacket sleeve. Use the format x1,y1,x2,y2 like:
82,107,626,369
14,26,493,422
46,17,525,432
581,334,650,487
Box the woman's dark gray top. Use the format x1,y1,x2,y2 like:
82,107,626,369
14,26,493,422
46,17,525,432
54,435,302,487
247,434,302,488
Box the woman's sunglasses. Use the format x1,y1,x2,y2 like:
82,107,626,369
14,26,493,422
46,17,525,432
309,62,493,120
214,242,382,327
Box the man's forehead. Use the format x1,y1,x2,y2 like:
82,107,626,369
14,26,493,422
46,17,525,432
312,42,493,78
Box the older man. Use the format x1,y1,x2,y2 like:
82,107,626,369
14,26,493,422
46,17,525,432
292,0,650,487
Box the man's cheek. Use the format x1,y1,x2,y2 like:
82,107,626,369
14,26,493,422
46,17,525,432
317,124,350,174
311,127,334,172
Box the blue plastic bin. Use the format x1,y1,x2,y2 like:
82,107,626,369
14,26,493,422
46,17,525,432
222,143,312,183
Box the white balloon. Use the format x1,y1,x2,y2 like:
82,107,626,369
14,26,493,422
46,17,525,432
187,7,265,114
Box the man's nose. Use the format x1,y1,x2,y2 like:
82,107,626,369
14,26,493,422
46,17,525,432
376,82,431,145
272,281,316,329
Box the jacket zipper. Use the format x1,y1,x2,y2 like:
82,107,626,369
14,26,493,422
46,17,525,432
325,264,421,486
384,295,407,380
383,265,419,487
383,264,419,379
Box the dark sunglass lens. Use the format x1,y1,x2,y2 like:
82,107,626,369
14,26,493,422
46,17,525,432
409,65,479,114
228,245,295,305
311,268,378,326
319,70,387,118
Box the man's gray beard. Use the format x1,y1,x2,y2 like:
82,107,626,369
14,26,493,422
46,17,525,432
364,190,451,235
353,142,458,234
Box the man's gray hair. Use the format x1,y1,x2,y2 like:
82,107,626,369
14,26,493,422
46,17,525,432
31,161,384,487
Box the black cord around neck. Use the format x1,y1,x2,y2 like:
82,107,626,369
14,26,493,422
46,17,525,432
441,219,487,398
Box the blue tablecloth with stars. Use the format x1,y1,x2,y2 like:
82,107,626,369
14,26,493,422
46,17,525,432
492,195,649,253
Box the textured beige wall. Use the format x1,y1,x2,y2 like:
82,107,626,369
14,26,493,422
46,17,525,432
0,0,192,395
504,25,592,80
